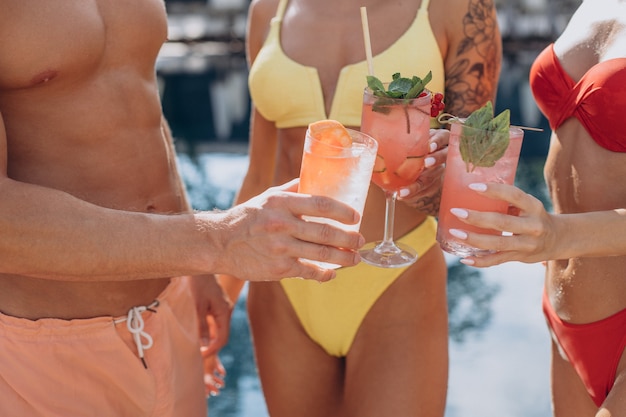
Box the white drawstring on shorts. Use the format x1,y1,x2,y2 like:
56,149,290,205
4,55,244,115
114,300,159,369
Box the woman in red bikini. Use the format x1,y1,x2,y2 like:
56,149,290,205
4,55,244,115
445,0,626,415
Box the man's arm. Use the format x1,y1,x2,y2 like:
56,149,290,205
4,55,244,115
0,115,364,283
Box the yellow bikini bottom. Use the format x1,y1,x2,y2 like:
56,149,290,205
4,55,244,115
280,216,438,357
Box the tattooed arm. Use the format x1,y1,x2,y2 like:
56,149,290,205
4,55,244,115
397,0,501,214
434,0,502,117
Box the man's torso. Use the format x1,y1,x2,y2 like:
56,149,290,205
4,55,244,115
0,0,185,319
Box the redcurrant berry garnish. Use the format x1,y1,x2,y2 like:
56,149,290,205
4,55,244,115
430,92,445,117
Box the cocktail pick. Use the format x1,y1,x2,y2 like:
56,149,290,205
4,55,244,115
437,113,544,132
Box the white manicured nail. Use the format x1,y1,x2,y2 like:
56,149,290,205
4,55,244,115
469,183,487,192
460,258,475,266
449,229,468,239
450,208,468,219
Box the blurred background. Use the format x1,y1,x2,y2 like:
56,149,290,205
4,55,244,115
158,1,580,416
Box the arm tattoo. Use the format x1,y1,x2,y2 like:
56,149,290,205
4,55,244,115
411,188,442,216
444,0,500,117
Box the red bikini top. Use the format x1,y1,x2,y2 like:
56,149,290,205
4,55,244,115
529,44,626,152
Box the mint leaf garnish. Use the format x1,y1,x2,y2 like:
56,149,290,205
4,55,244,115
459,101,511,172
365,72,433,133
366,72,432,100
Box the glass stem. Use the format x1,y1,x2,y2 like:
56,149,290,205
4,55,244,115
382,190,397,244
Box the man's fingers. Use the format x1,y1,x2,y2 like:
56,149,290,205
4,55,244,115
294,194,361,225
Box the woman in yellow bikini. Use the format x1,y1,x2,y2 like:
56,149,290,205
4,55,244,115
220,0,501,415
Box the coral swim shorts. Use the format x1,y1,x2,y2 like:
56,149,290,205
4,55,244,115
0,277,206,417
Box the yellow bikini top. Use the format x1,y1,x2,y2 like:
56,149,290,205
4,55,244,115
248,0,445,129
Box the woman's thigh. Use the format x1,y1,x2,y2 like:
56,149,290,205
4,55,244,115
551,340,597,417
247,282,345,417
600,347,626,416
344,246,449,417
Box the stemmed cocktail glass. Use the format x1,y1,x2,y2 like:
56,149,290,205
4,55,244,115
359,85,432,268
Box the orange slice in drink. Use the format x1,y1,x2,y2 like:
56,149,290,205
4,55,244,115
394,155,425,182
308,120,352,156
373,154,386,173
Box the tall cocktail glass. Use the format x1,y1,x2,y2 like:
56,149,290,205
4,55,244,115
359,86,432,268
436,122,524,257
298,127,378,269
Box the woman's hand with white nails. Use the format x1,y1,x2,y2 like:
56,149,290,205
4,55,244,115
448,182,561,267
398,129,449,216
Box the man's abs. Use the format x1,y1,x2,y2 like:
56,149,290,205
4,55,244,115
0,275,172,320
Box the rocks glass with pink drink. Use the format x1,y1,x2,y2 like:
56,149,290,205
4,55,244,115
436,120,524,257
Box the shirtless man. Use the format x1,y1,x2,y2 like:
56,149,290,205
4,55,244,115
0,2,364,416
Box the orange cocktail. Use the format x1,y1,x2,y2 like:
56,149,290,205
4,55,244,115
298,121,378,268
436,122,524,257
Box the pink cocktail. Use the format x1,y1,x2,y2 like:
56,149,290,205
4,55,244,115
362,93,431,191
359,87,431,267
437,122,524,257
